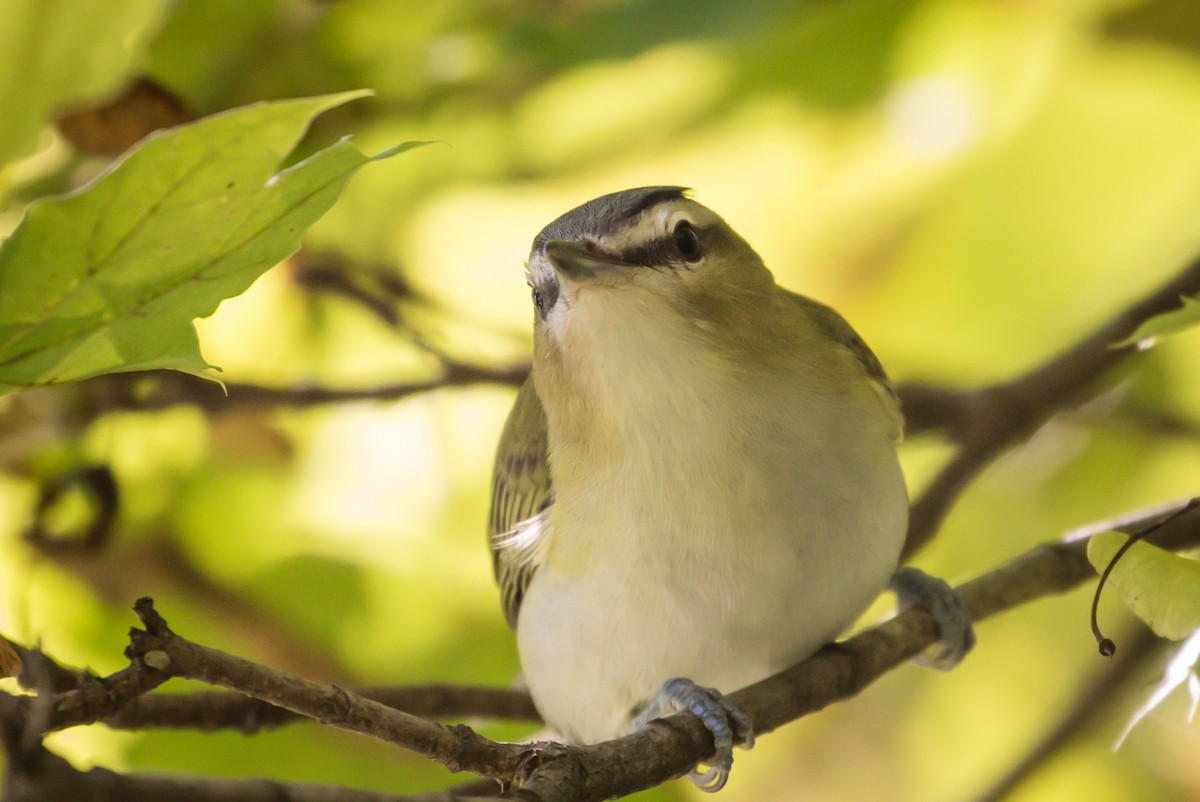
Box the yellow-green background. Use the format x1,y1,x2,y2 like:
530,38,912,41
3,0,1200,800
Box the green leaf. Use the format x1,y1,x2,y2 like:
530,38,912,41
0,0,164,169
1117,295,1200,347
0,92,425,395
1088,530,1200,639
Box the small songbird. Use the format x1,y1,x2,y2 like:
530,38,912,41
489,187,972,791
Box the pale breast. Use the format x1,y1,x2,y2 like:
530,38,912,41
518,364,908,743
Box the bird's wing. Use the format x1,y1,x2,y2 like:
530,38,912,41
781,289,905,442
488,378,554,628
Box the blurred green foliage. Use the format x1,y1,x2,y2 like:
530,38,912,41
0,0,163,167
2,0,1200,800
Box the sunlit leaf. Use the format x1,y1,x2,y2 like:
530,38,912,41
1117,295,1200,347
0,92,428,395
1088,531,1200,639
0,0,163,168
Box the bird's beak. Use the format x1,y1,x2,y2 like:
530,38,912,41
542,240,631,282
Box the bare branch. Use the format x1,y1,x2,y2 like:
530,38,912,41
901,257,1200,558
510,499,1200,801
121,599,530,782
0,715,497,802
77,360,530,413
291,248,416,329
0,637,538,735
10,499,1190,802
13,661,169,735
102,685,539,734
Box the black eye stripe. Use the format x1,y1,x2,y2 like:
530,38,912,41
617,223,713,267
618,239,675,267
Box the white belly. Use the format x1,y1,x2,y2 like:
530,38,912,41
517,392,907,744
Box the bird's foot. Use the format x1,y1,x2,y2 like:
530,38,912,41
634,677,755,793
890,566,976,670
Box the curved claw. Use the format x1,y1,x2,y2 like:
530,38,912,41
689,763,728,792
890,566,976,670
635,677,755,793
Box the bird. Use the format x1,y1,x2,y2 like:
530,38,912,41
488,186,973,791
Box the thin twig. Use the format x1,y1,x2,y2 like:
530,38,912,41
0,721,498,802
121,599,530,782
78,360,530,413
102,685,539,733
18,661,170,734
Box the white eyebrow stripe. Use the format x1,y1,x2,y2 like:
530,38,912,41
665,208,694,231
599,200,718,253
601,215,664,252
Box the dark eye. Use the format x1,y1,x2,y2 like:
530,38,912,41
673,220,702,262
531,281,558,319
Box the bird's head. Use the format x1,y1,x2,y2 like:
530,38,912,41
525,187,777,387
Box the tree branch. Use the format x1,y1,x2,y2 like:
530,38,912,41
101,685,540,734
119,599,530,782
509,497,1200,802
17,661,171,735
0,637,538,733
0,710,497,802
8,499,1196,802
77,359,530,413
900,257,1200,557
